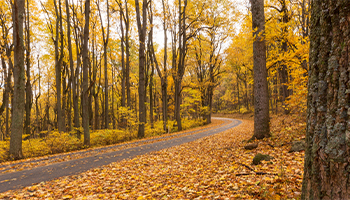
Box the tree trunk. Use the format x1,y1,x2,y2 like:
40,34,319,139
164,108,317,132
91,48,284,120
53,0,65,132
135,0,147,138
35,56,41,134
124,0,131,109
24,0,32,137
161,0,168,132
97,0,109,129
9,0,25,160
120,7,126,109
250,0,270,140
5,49,13,139
301,1,350,199
72,3,80,129
82,0,90,146
112,65,116,129
66,0,73,131
174,0,187,131
92,30,99,130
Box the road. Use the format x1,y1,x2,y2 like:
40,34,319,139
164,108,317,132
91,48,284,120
0,117,241,193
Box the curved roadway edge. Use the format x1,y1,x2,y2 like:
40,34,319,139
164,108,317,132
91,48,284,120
0,117,241,193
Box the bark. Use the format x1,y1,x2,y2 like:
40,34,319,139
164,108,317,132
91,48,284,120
174,0,187,131
135,0,147,138
280,0,290,114
82,0,90,146
24,0,32,137
111,65,116,129
9,0,25,160
148,3,154,129
124,0,131,108
66,0,74,131
161,0,168,131
250,0,270,140
301,1,350,199
53,0,65,132
119,5,126,109
59,0,66,130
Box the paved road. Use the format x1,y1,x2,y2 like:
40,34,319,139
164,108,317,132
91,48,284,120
0,117,241,193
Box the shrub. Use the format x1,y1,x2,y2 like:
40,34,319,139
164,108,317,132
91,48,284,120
90,129,127,146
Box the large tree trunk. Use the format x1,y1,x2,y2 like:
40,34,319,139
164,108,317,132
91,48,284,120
82,0,90,146
135,0,147,138
250,0,270,140
9,0,25,160
301,1,350,199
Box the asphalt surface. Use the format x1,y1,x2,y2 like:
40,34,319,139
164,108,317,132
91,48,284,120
0,117,241,193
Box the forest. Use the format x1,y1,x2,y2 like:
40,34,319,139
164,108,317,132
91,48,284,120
2,0,349,198
0,0,308,160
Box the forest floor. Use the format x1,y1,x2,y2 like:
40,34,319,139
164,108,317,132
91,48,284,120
0,119,226,175
0,113,305,199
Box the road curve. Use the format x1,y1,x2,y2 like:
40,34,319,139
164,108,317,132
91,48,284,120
0,117,241,193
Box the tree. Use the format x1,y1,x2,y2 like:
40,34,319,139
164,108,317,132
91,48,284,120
173,0,187,131
82,0,90,146
250,0,270,140
97,0,110,129
53,0,65,132
135,0,147,138
24,0,32,137
65,0,74,132
301,1,350,198
0,1,13,140
9,0,25,159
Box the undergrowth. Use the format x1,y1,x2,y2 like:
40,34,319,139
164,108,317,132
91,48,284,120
0,118,206,163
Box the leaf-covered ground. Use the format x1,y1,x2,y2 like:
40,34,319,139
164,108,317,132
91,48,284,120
0,120,225,175
0,114,305,199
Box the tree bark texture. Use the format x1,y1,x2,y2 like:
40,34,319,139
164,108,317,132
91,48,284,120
82,0,90,146
301,1,350,199
135,0,147,138
250,0,270,140
9,0,25,159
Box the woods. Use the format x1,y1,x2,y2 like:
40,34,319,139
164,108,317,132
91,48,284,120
0,0,236,159
1,0,350,198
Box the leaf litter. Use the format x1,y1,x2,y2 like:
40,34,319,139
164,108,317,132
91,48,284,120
0,119,225,175
0,114,305,199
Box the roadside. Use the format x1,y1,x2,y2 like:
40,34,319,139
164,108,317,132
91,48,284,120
0,113,305,199
0,119,225,175
0,118,241,194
